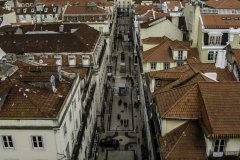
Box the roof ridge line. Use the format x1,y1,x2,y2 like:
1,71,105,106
165,121,191,159
154,82,195,95
162,83,197,118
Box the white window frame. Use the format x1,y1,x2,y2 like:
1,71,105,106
2,135,14,149
208,33,222,45
150,63,156,70
208,51,218,61
213,139,225,157
31,136,44,149
178,50,183,60
163,62,170,70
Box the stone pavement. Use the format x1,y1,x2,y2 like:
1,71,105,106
96,15,144,160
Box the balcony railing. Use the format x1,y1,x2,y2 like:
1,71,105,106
71,83,96,160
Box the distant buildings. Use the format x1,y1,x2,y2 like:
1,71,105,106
0,23,108,160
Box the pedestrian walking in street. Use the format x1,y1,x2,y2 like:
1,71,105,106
127,119,129,126
136,125,138,133
120,120,123,126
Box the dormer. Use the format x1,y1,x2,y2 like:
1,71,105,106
170,41,189,61
54,55,62,66
68,55,76,66
87,1,97,10
82,55,90,66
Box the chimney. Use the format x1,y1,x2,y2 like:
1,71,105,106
0,58,7,75
50,75,57,93
59,25,64,33
57,66,62,81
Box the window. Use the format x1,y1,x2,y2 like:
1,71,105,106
208,51,218,61
2,136,14,148
178,50,183,60
155,79,161,87
63,123,67,135
150,63,156,70
69,110,72,122
209,35,222,45
163,62,170,70
213,139,225,156
177,62,184,66
72,16,77,22
31,136,43,149
81,16,85,21
90,16,94,20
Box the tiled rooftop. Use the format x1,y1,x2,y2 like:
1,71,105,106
0,64,74,118
64,5,107,15
201,14,240,29
205,0,240,9
0,23,100,53
142,38,198,62
199,82,240,138
160,121,206,160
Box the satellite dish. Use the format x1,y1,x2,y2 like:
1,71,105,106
39,59,43,63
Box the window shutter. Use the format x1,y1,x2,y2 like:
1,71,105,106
221,33,228,45
204,33,209,45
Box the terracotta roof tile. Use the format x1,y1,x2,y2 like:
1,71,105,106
232,49,240,67
142,38,198,62
205,0,240,9
142,38,173,62
199,82,240,138
160,121,206,160
155,84,195,118
0,23,100,53
134,4,153,15
64,5,107,15
202,14,240,29
142,36,171,44
0,68,73,118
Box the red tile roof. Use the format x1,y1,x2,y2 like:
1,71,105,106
155,84,201,119
205,0,240,9
232,49,240,68
0,23,100,53
199,82,240,138
160,121,206,160
142,38,198,62
64,5,107,15
0,65,74,118
201,14,240,29
142,36,171,44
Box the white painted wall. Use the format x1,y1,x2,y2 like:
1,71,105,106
140,19,183,41
0,129,58,160
205,136,240,157
142,44,158,51
160,119,187,136
3,12,17,23
0,75,85,160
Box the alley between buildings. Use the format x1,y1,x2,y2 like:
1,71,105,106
96,13,147,160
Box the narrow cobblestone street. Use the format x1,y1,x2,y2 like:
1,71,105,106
96,14,144,160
